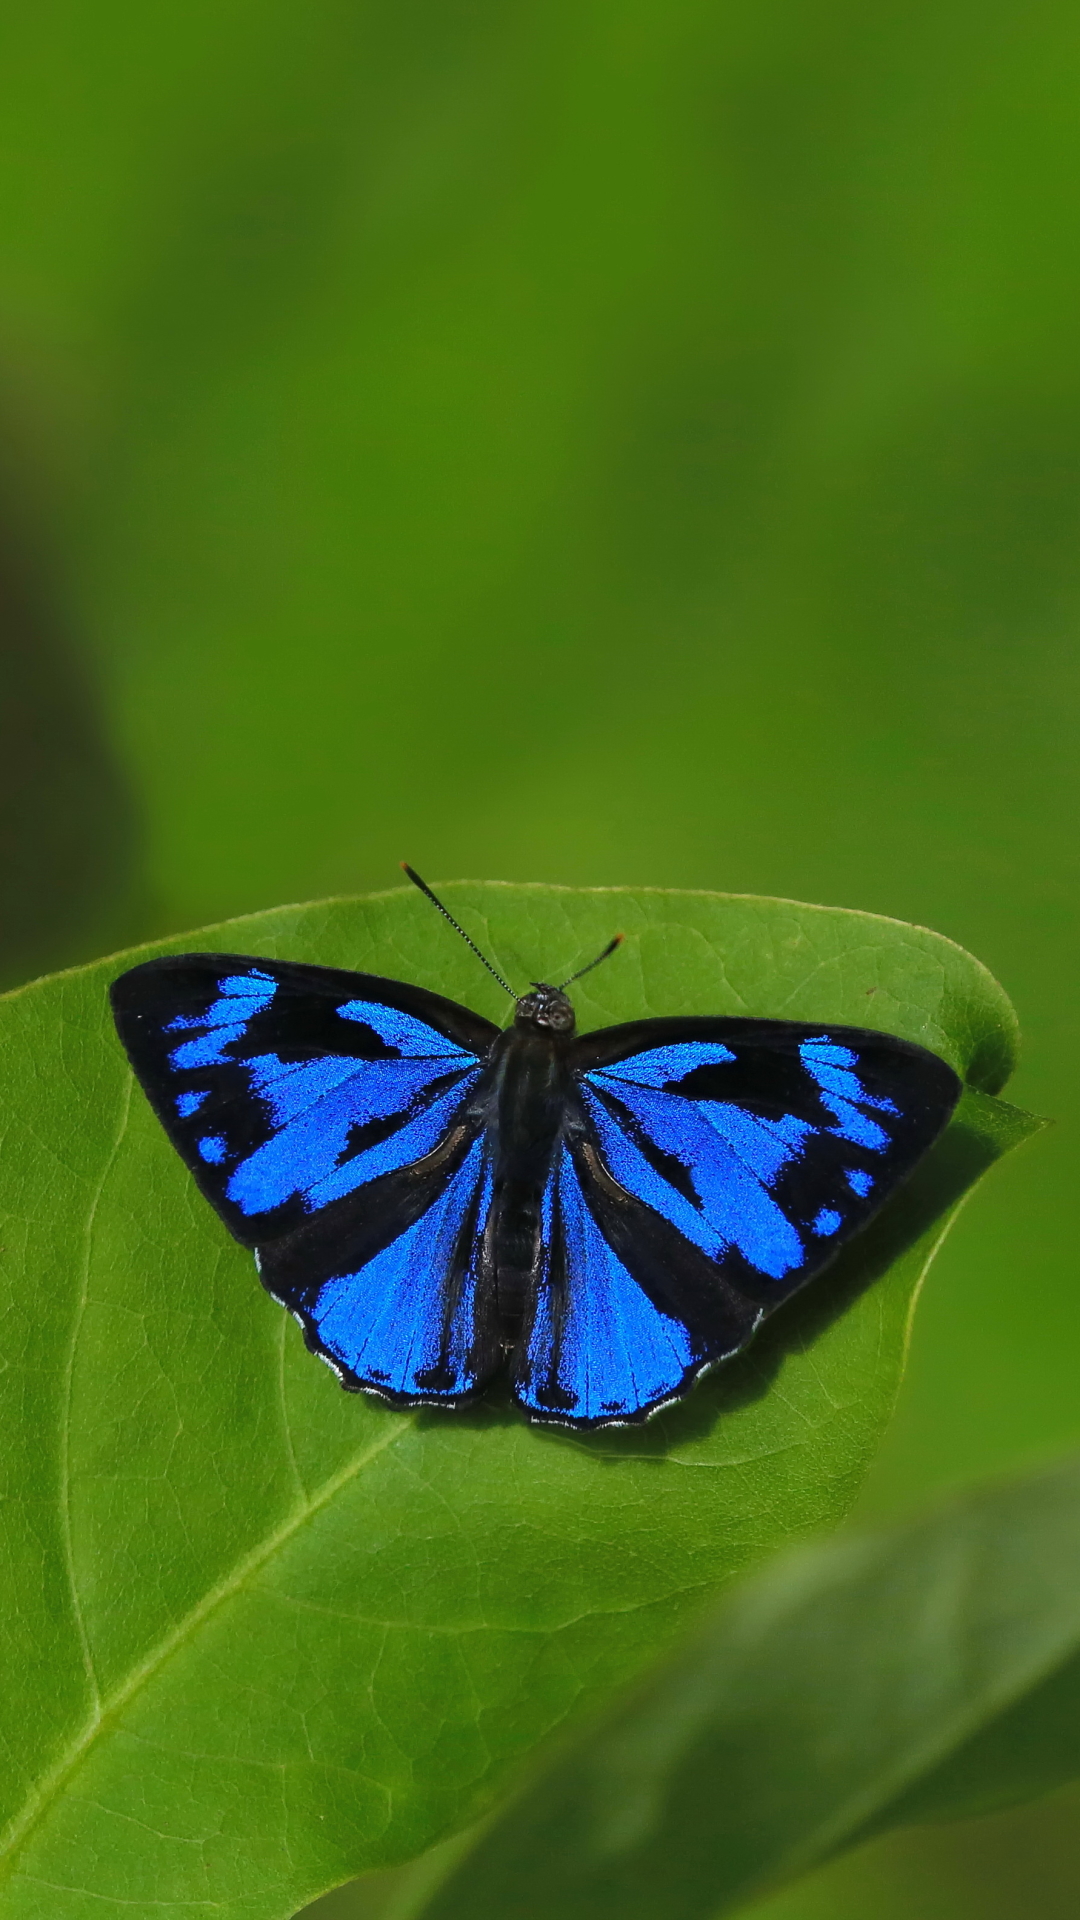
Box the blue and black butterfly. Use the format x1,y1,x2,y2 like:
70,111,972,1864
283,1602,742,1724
109,869,961,1430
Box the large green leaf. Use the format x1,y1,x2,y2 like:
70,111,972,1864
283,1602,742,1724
0,883,1032,1918
412,1449,1080,1920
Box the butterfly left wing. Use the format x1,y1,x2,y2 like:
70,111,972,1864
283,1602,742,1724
110,954,500,1246
112,953,506,1409
512,1016,961,1429
258,1131,503,1408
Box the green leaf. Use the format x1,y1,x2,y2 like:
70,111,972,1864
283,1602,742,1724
0,883,1033,1919
413,1448,1080,1920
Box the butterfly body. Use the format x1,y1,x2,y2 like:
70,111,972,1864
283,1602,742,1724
110,947,961,1430
481,990,580,1340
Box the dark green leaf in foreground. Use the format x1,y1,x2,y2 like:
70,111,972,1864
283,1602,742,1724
415,1449,1080,1920
0,884,1034,1918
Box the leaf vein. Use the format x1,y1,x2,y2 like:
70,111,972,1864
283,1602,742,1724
0,1412,415,1884
58,1069,134,1723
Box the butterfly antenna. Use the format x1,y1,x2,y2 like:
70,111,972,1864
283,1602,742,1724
554,933,624,991
401,864,518,1000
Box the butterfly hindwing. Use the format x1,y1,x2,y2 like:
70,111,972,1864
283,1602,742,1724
513,1145,737,1426
259,1131,503,1408
109,955,499,1247
570,1016,962,1311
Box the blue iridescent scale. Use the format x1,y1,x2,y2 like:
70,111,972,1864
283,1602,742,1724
110,947,961,1429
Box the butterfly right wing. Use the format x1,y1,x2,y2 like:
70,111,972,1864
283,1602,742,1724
512,1013,961,1430
571,1016,961,1307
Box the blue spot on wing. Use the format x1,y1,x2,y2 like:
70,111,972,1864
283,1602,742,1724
799,1036,898,1148
812,1207,843,1236
336,999,474,1059
518,1150,695,1423
695,1102,816,1184
165,970,276,1030
310,1141,493,1400
167,972,278,1069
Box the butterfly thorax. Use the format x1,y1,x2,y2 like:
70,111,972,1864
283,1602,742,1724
484,1015,578,1342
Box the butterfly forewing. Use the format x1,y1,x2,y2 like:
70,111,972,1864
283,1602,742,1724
109,955,499,1247
569,1016,962,1315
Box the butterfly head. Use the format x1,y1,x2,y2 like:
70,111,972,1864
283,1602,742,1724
515,985,576,1034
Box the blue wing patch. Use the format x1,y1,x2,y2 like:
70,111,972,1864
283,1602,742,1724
164,968,279,1065
581,1075,809,1279
578,1027,955,1296
797,1035,898,1148
222,1059,477,1218
300,1139,499,1405
170,976,480,1226
515,1149,701,1424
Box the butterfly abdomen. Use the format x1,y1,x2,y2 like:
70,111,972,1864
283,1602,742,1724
485,1024,576,1341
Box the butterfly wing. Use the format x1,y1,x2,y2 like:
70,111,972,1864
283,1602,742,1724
570,1014,962,1322
511,1144,761,1427
513,1016,960,1430
257,1132,503,1408
109,954,500,1246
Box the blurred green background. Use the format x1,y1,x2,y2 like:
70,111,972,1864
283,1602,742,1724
2,2,1079,1911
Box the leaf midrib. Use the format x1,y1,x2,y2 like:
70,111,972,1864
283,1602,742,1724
0,1410,416,1885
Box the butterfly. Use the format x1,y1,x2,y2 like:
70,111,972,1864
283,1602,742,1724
109,869,962,1430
